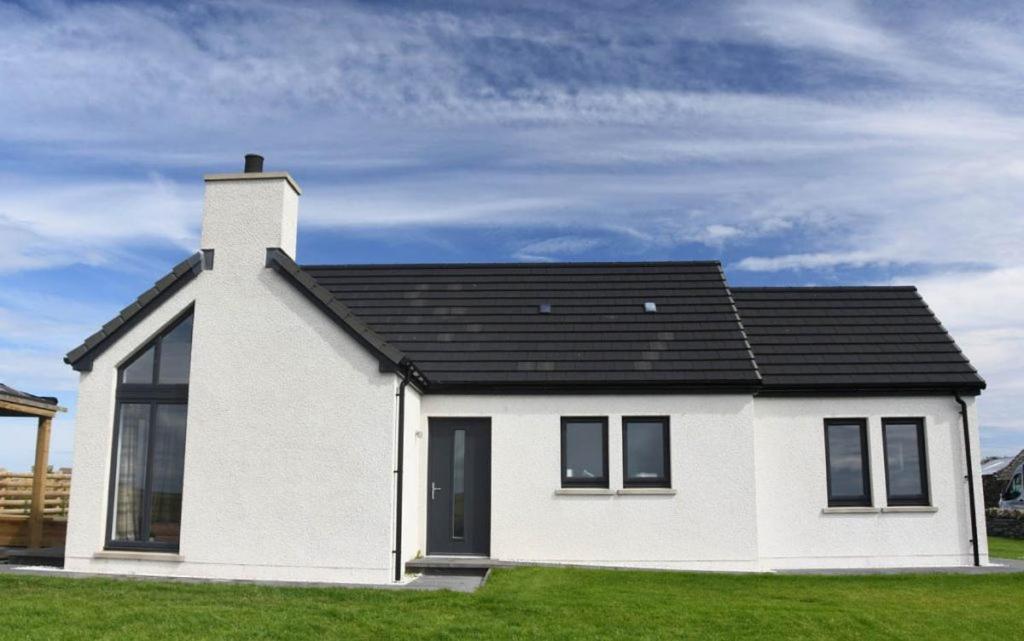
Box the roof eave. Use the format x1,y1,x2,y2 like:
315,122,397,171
755,383,985,397
64,251,210,372
419,380,763,395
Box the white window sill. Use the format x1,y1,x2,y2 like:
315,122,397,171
821,507,880,514
94,550,184,563
882,506,938,513
554,488,678,496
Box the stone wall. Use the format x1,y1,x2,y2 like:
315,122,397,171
986,509,1024,539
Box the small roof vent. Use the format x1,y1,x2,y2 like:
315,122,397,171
539,303,552,314
644,301,657,313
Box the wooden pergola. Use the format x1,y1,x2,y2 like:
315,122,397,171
0,384,63,549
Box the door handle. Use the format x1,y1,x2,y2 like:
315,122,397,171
431,482,442,500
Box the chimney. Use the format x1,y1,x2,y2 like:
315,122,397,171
201,154,302,270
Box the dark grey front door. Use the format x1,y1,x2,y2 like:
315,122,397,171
427,418,491,556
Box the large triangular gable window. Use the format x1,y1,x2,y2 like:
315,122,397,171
107,308,193,551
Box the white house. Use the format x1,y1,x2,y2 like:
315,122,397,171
62,156,988,584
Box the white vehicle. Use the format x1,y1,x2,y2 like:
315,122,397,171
1001,466,1024,510
984,453,1024,510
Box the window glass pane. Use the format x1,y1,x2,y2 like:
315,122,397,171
148,404,188,544
625,421,666,480
827,423,866,498
885,423,924,498
452,429,465,540
564,421,604,481
158,315,194,384
121,346,154,384
112,404,150,541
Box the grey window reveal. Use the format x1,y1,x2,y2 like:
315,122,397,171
561,418,608,488
883,419,929,506
107,308,193,552
622,417,671,488
825,419,871,507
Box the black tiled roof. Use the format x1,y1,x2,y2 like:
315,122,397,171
0,383,58,408
64,250,985,395
731,287,985,393
303,261,762,390
0,380,58,401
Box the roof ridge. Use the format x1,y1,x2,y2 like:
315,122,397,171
719,268,762,383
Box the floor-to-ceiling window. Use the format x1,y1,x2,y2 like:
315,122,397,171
107,309,193,551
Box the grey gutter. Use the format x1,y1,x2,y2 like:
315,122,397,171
756,385,985,397
954,394,981,567
393,366,412,582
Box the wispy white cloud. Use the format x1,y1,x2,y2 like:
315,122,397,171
0,1,1020,272
512,236,605,261
0,0,1020,452
736,0,902,63
0,286,115,393
0,174,199,273
736,251,889,272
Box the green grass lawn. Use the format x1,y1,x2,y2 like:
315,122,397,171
1,566,1023,640
989,535,1024,560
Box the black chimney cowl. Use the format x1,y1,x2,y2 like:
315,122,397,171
244,154,264,173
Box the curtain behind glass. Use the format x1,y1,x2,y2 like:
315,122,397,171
113,404,150,541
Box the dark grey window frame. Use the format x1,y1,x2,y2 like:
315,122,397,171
824,418,872,507
622,416,671,488
560,417,609,488
882,417,930,507
104,306,193,553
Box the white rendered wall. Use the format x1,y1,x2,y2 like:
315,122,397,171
65,175,401,584
753,395,987,570
200,174,298,260
417,394,761,572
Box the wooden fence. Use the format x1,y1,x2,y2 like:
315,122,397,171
0,516,67,548
0,471,71,518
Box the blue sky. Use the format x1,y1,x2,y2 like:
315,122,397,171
1,0,1022,469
